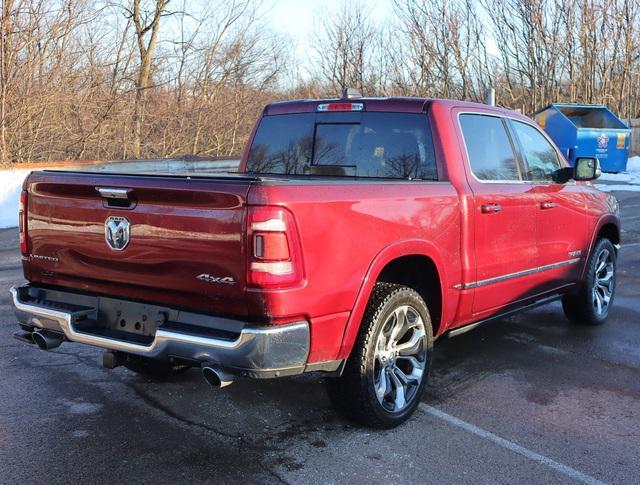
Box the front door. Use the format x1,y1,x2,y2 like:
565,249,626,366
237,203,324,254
458,113,539,316
509,120,588,291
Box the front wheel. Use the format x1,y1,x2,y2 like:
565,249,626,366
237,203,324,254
327,283,433,429
562,238,617,325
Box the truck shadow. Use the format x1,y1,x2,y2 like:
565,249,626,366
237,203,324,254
118,259,632,411
121,294,623,428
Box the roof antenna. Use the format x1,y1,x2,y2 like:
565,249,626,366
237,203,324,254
342,87,363,99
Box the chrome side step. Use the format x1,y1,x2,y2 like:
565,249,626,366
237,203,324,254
444,294,562,339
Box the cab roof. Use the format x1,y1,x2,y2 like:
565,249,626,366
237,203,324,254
263,97,520,117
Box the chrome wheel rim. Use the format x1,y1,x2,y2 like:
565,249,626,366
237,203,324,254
593,248,615,316
373,305,427,413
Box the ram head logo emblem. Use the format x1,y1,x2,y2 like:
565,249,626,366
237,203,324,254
105,216,130,251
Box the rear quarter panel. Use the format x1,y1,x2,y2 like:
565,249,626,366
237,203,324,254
248,181,461,361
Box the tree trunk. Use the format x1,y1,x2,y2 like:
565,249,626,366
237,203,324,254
0,0,13,163
131,0,168,158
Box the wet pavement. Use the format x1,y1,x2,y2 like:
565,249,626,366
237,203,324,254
0,190,638,484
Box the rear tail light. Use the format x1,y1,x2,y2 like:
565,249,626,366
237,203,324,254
19,190,28,256
247,206,304,288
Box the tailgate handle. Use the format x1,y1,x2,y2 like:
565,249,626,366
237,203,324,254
96,187,132,199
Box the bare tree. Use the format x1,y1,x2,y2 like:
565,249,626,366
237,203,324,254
391,0,492,100
311,0,380,95
125,0,169,158
2,0,640,164
0,0,14,163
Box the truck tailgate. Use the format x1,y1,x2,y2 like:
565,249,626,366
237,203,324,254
23,171,254,316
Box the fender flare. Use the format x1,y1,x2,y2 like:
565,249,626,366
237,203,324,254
336,239,448,360
580,214,621,281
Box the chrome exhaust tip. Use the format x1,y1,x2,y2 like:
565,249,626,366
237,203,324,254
202,365,234,388
32,330,63,351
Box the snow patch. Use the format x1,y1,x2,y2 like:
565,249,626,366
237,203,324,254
595,184,640,192
0,169,32,229
599,156,640,185
627,156,640,172
595,155,640,190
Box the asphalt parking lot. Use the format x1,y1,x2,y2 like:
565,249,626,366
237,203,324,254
1,189,639,485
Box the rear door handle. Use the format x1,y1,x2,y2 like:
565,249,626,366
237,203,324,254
540,201,558,210
481,203,502,214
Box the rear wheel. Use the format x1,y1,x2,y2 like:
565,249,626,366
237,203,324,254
562,238,616,325
327,283,433,429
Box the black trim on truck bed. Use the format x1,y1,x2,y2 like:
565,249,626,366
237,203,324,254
40,169,264,183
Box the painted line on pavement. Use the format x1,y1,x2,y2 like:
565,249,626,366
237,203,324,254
420,404,606,485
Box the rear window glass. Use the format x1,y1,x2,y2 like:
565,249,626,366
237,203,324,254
246,112,437,179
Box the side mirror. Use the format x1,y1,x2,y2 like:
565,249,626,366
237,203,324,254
574,157,601,181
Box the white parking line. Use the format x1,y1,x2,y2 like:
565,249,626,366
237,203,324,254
420,404,607,485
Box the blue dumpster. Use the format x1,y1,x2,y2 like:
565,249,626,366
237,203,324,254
534,103,631,173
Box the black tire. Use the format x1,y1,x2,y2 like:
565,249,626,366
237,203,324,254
327,283,433,429
562,238,617,326
122,354,190,378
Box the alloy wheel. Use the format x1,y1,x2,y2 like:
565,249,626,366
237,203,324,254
373,305,428,413
592,248,615,316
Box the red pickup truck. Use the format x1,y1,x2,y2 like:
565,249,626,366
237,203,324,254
11,96,620,428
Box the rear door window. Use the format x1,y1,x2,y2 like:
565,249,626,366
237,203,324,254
246,112,437,180
459,114,521,181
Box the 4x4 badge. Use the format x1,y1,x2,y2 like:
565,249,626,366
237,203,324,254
196,274,236,285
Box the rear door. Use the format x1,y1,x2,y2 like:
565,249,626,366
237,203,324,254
509,120,588,290
458,113,539,316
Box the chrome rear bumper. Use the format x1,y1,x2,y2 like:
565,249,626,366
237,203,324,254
10,285,310,378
